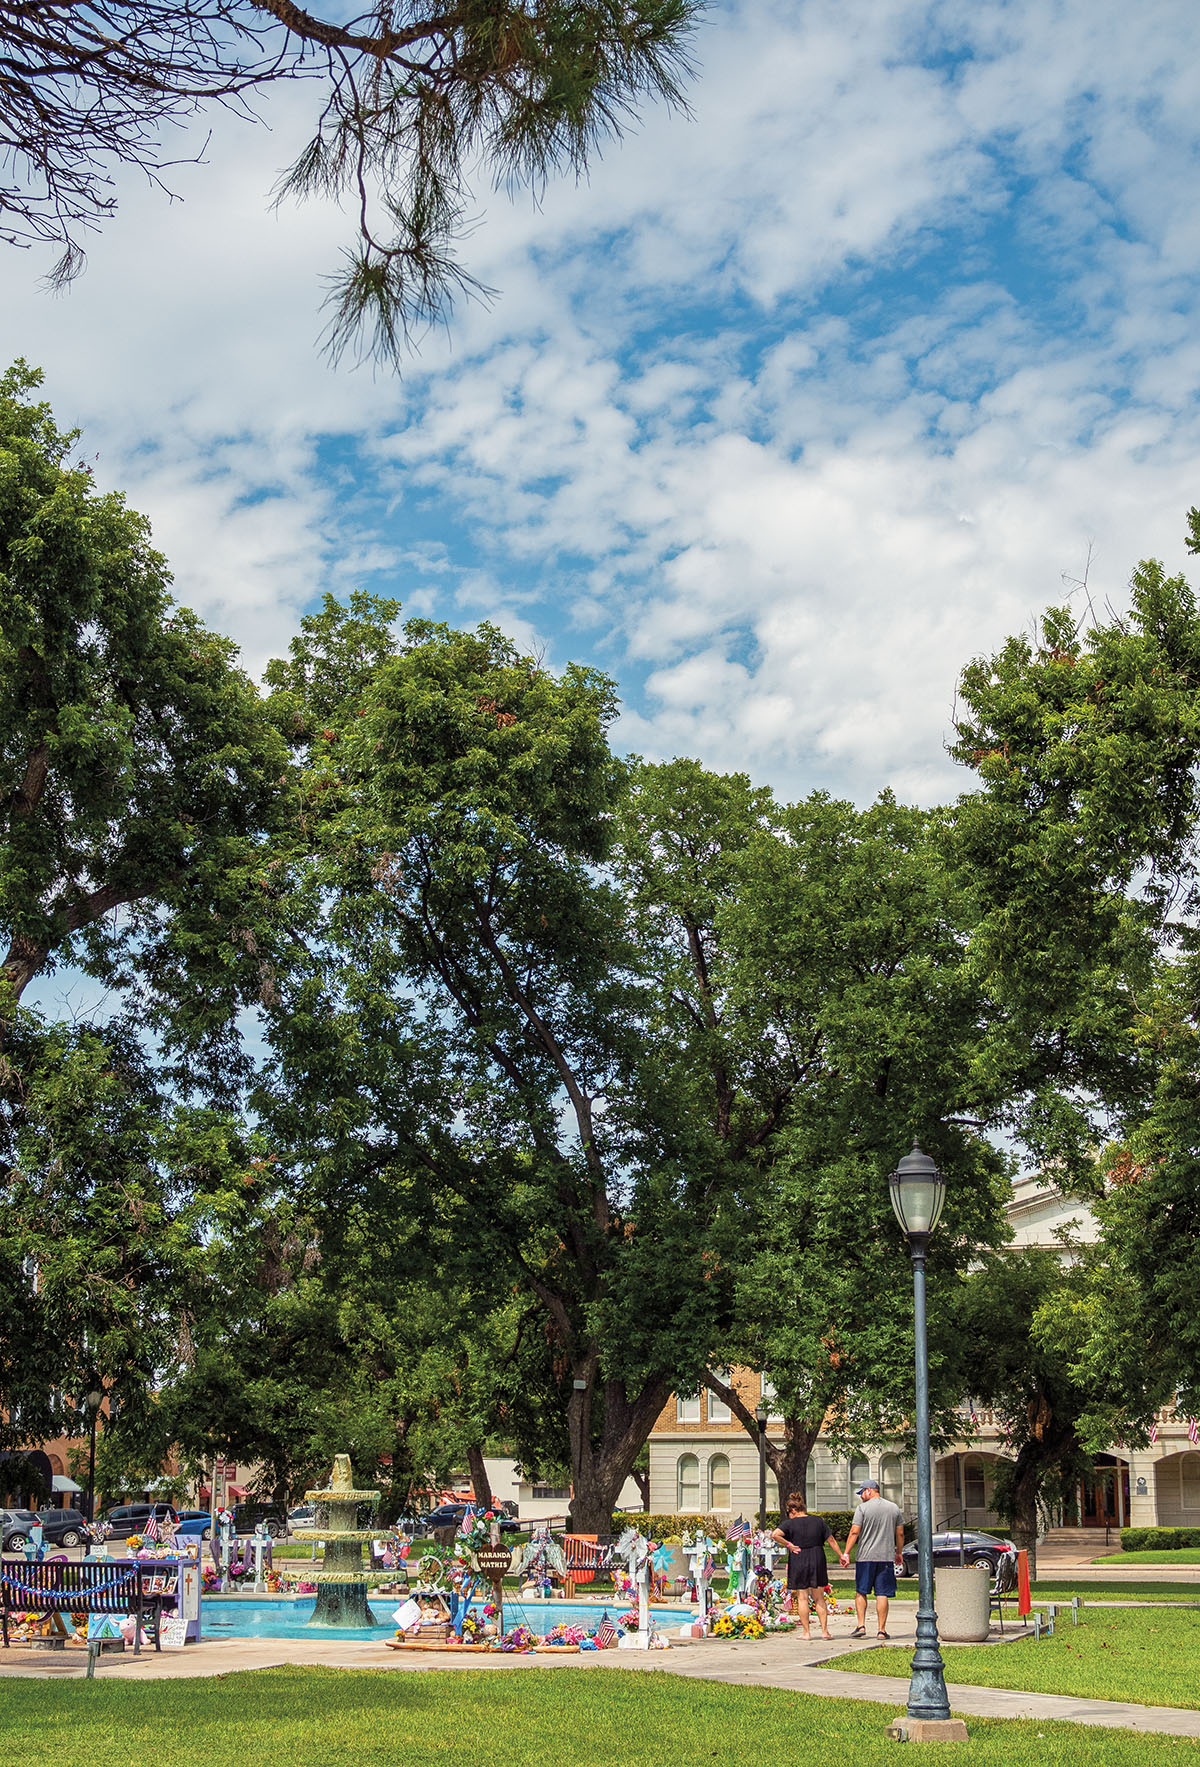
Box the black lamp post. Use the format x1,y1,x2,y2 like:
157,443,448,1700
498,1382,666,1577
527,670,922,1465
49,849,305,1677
888,1143,951,1725
83,1389,104,1524
755,1403,767,1532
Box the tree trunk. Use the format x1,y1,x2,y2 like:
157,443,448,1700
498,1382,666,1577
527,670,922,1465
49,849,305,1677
1009,1472,1040,1582
632,1467,650,1511
467,1444,493,1511
566,1371,671,1533
701,1371,824,1522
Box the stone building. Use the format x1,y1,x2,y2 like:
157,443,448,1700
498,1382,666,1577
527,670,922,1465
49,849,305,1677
648,1172,1200,1537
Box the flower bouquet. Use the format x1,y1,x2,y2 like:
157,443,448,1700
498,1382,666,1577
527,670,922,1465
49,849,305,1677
498,1623,536,1653
617,1609,639,1631
541,1622,588,1647
712,1611,765,1639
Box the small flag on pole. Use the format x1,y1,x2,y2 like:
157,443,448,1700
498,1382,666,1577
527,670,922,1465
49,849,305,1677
594,1613,617,1648
143,1514,159,1542
1150,1421,1158,1444
1190,1417,1198,1445
725,1515,751,1544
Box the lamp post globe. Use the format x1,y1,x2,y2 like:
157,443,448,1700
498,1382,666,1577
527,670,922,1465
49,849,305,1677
888,1143,947,1242
888,1142,951,1725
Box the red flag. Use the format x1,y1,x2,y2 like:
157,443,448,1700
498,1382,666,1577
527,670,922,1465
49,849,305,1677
1190,1417,1198,1445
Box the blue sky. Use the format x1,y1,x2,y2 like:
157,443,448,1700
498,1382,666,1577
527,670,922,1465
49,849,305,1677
6,0,1200,808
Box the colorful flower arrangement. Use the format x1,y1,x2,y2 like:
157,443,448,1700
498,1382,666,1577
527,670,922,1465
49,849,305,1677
498,1623,537,1653
617,1609,639,1630
712,1612,765,1639
541,1622,588,1647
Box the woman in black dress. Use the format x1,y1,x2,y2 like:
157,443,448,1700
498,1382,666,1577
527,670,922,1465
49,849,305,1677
772,1492,848,1639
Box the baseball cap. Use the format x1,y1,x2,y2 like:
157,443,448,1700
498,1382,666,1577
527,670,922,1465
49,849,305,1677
857,1481,880,1495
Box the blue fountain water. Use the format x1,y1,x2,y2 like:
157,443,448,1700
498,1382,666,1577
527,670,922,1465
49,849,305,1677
202,1597,691,1642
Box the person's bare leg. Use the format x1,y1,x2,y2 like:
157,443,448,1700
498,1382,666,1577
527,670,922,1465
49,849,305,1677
799,1590,811,1638
876,1593,890,1635
854,1591,867,1631
813,1589,831,1639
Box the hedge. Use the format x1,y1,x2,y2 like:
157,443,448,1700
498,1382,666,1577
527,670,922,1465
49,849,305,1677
611,1510,856,1541
1120,1526,1200,1552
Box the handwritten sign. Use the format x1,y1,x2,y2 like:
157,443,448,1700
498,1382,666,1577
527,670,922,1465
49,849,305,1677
474,1545,512,1577
159,1617,189,1649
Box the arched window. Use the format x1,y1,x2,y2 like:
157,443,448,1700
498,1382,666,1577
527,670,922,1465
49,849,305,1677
850,1458,870,1502
880,1454,903,1506
677,1454,700,1511
708,1454,731,1510
1182,1455,1200,1509
964,1457,987,1510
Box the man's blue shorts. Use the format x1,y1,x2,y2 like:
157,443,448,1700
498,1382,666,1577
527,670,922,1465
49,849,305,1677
855,1561,897,1598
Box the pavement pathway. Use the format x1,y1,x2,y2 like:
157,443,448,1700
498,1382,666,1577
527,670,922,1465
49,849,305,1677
4,1600,1200,1738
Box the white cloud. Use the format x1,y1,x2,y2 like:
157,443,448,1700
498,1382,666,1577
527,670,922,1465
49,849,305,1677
4,0,1200,804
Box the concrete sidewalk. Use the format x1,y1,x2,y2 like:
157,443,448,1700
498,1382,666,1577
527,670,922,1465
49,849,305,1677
4,1604,1200,1738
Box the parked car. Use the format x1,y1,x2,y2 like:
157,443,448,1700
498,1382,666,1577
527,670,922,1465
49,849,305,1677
899,1529,1016,1577
418,1502,521,1536
175,1511,214,1541
36,1507,89,1548
287,1504,317,1530
231,1499,287,1538
1,1508,43,1550
103,1502,179,1535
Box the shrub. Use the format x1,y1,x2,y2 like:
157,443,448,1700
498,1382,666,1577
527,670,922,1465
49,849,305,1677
610,1509,855,1541
1120,1526,1200,1552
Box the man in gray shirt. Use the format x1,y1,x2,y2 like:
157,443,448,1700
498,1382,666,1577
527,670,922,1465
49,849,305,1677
844,1480,904,1638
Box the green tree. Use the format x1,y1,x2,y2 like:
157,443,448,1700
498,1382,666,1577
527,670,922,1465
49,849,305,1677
617,767,1010,1499
0,1010,253,1466
951,509,1200,1415
1,0,699,362
0,362,290,1080
957,1245,1172,1573
254,601,732,1531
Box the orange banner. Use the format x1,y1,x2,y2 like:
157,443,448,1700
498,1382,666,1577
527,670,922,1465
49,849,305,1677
1016,1549,1031,1616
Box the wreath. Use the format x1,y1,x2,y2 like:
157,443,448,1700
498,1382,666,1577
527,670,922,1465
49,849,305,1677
417,1555,445,1589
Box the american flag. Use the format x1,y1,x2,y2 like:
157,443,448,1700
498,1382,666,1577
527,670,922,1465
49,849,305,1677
594,1613,617,1649
143,1514,159,1542
1150,1421,1158,1443
458,1505,476,1537
1190,1418,1199,1445
725,1516,751,1544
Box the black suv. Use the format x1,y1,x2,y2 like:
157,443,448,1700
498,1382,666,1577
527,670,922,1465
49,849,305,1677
419,1503,521,1536
104,1502,179,1535
37,1508,89,1547
231,1499,287,1539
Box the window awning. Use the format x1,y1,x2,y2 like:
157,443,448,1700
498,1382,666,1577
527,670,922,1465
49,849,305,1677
52,1474,84,1493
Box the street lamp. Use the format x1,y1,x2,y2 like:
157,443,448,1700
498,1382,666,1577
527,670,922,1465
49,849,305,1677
82,1389,104,1524
888,1143,951,1726
755,1403,767,1532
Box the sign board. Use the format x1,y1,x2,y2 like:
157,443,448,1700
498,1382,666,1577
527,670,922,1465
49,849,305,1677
474,1545,512,1577
159,1617,189,1649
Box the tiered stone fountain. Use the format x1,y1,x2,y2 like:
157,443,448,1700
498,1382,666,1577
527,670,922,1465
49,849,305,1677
295,1453,394,1628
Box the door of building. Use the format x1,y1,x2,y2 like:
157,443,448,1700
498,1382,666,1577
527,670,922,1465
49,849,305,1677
1080,1459,1130,1526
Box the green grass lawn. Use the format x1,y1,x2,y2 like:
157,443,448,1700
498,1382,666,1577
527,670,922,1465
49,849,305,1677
830,1606,1200,1709
4,1666,1200,1767
1097,1551,1200,1565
